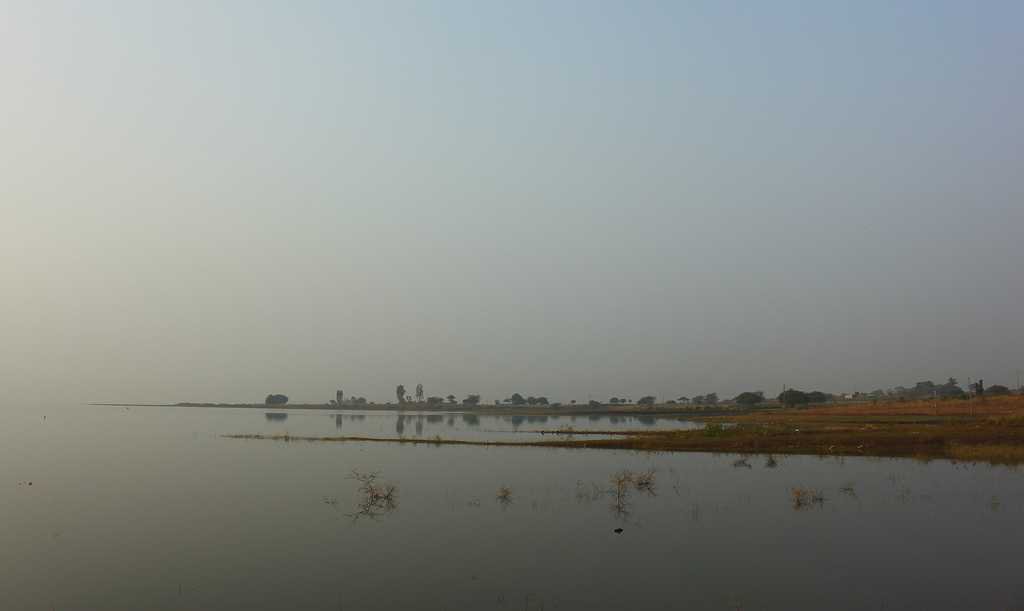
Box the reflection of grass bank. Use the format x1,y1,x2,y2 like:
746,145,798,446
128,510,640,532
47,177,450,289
223,397,1024,465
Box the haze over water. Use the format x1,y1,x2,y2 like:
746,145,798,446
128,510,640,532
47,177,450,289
3,1,1023,406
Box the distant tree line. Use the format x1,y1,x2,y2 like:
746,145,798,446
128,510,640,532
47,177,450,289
311,374,1017,409
328,389,368,406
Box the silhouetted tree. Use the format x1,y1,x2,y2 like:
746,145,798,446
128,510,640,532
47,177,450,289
507,393,527,406
446,394,456,405
987,384,1011,396
463,394,481,406
778,389,810,407
937,378,965,398
336,390,344,404
609,397,620,404
588,400,602,408
637,396,656,406
265,394,289,405
396,385,406,404
415,384,424,403
734,391,764,406
806,391,832,404
426,396,444,405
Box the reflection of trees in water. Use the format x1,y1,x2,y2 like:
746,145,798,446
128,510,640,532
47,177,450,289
415,418,424,435
446,415,455,427
462,414,480,426
507,415,524,430
426,414,443,424
265,413,288,422
636,415,656,426
335,415,343,430
526,415,548,425
395,415,405,436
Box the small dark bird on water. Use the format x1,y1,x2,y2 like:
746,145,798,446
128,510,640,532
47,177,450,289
613,528,623,533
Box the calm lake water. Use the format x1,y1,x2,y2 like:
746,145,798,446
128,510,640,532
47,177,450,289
3,405,1022,610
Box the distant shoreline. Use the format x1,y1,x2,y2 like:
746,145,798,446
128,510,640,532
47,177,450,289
87,401,744,418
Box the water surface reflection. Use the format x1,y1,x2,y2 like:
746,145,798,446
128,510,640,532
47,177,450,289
4,405,1020,610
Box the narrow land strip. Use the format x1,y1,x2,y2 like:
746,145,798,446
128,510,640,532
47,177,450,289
223,396,1024,465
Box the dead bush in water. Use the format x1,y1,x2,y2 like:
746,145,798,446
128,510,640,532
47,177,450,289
632,469,657,494
791,487,825,510
496,486,513,505
607,469,658,518
609,471,633,518
347,470,397,520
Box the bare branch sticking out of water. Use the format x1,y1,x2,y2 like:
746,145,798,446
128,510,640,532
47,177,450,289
632,469,656,494
606,469,658,519
347,470,397,520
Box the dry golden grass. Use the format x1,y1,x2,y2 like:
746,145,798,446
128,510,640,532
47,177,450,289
790,395,1024,418
946,443,1024,465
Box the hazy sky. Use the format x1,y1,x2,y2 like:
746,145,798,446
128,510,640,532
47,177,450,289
3,1,1022,405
